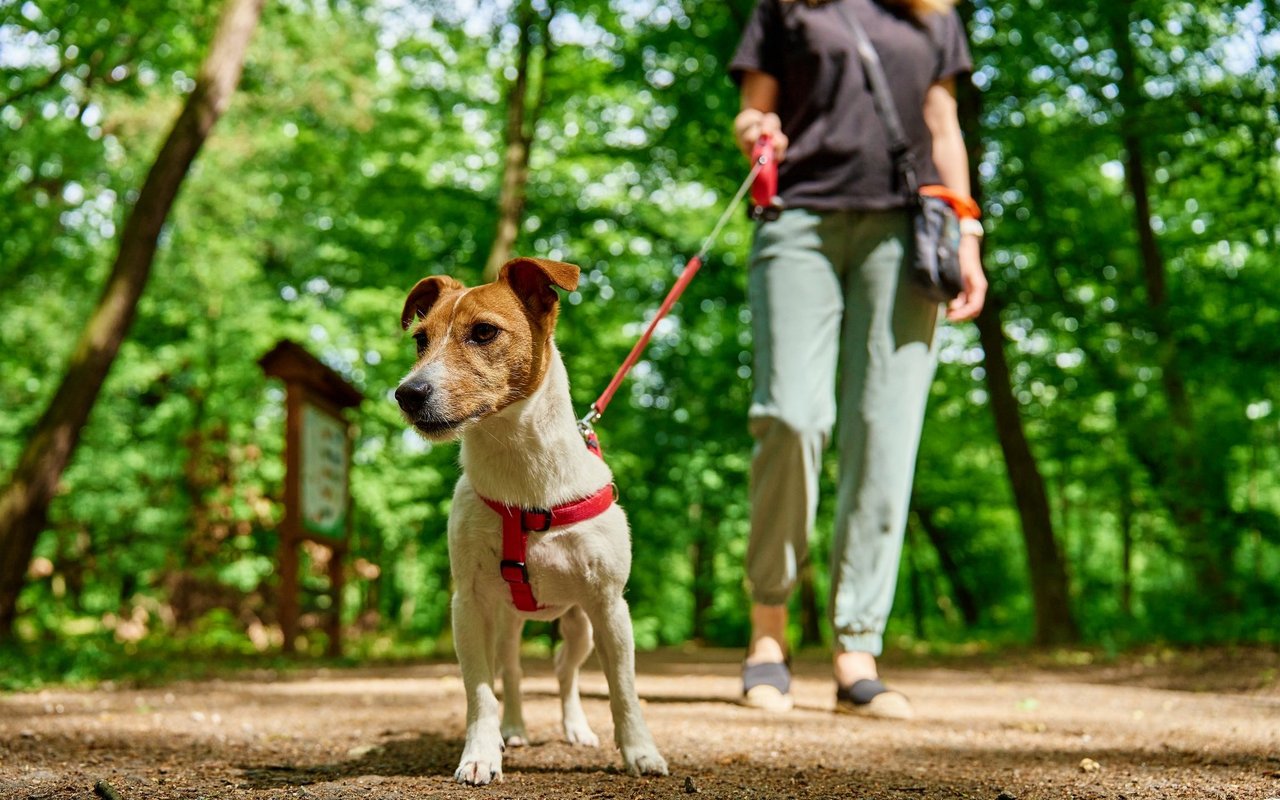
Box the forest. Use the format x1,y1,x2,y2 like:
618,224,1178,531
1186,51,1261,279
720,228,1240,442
1,0,1278,683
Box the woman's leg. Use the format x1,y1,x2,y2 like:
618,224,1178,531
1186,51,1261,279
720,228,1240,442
747,604,788,664
745,208,844,664
828,210,940,683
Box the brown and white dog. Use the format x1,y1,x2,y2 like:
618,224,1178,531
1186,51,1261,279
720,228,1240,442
395,257,667,785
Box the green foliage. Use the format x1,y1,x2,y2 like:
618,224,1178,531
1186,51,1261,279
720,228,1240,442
1,0,1278,683
950,0,1280,639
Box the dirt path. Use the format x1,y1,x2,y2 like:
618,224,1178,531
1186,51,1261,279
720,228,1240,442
3,648,1278,799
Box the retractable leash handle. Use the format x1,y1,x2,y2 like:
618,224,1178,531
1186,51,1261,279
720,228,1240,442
748,133,783,221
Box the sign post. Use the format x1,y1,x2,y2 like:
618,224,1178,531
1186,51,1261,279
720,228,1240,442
259,340,363,656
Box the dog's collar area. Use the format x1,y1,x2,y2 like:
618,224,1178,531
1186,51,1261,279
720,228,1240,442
479,483,615,612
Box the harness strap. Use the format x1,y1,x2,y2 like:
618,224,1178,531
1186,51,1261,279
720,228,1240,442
478,482,614,612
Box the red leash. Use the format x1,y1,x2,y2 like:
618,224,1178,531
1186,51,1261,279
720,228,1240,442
580,136,781,431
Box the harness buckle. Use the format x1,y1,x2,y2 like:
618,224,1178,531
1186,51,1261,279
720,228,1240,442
520,507,552,532
500,559,530,584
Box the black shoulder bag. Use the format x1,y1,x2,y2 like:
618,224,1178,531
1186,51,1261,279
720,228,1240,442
833,0,966,303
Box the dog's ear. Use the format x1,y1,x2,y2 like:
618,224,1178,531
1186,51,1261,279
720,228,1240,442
499,257,580,319
401,275,465,330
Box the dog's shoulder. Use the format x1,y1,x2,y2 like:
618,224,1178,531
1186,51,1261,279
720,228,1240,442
446,475,495,536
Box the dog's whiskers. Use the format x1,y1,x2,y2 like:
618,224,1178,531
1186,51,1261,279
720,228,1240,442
478,424,503,446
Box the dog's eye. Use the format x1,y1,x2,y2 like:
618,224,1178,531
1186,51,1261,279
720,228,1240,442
469,323,499,344
412,332,428,356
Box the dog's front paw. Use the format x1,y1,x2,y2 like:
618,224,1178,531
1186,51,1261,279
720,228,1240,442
621,744,668,777
562,714,599,747
454,750,503,785
455,723,506,786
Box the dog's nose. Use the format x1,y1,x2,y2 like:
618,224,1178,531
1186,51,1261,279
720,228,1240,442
395,381,432,416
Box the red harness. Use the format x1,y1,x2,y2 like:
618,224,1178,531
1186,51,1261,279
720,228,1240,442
477,432,611,612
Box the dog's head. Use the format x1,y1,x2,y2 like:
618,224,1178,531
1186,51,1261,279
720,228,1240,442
394,257,580,439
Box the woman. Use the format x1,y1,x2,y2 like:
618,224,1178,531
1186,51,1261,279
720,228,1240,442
730,0,986,717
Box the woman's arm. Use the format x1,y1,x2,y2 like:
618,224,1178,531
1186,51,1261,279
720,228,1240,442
734,70,789,162
924,78,987,321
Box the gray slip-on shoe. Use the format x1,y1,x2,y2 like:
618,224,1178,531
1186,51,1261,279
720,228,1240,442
834,678,914,719
741,660,794,713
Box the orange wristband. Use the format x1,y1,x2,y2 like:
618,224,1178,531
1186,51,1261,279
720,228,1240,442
920,185,980,219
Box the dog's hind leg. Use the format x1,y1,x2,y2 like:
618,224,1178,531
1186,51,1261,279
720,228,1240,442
498,610,529,747
452,592,505,785
583,595,668,776
555,605,599,746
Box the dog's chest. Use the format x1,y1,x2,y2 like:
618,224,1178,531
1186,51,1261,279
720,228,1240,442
448,480,631,608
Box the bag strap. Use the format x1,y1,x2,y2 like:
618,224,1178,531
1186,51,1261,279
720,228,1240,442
832,0,919,195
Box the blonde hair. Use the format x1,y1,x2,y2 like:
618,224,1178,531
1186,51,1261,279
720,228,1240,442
785,0,957,17
896,0,957,15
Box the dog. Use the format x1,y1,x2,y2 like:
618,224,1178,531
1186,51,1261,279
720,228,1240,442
394,257,668,785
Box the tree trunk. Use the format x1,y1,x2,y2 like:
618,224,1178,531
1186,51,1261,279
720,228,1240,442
973,303,1079,644
482,0,553,281
905,522,926,639
955,18,1079,644
913,506,980,627
688,499,713,642
796,564,823,647
0,0,265,640
1119,467,1134,616
1108,6,1234,602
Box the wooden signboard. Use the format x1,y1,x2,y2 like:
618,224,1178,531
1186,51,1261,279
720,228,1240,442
259,340,363,656
300,403,350,539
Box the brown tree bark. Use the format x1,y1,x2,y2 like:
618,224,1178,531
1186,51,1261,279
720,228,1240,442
482,0,554,281
905,523,927,638
913,506,980,627
1119,467,1134,616
955,12,1079,644
796,564,823,647
688,499,713,642
973,303,1079,644
0,0,265,639
1108,6,1234,601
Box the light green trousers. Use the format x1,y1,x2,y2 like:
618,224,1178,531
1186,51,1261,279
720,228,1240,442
746,207,940,657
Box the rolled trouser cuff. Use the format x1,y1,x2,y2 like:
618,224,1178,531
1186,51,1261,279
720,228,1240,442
749,587,794,607
835,630,885,658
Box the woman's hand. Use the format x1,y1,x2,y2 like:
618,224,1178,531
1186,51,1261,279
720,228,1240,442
946,235,987,322
924,78,986,322
737,71,788,162
733,110,788,162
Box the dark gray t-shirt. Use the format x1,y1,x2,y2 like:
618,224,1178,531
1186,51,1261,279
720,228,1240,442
730,0,973,211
